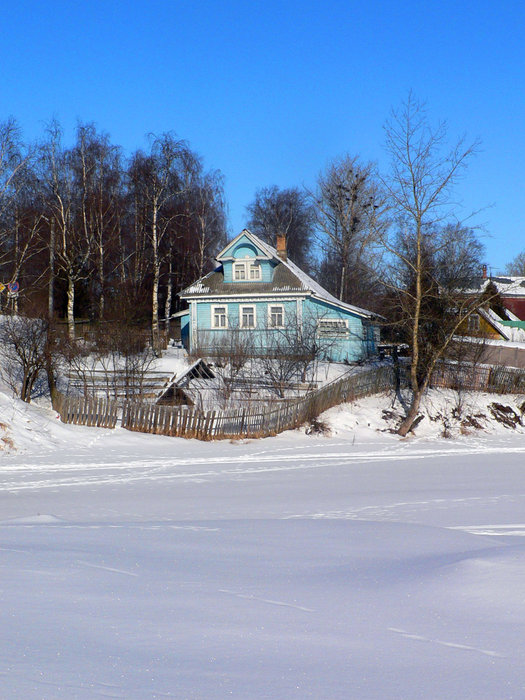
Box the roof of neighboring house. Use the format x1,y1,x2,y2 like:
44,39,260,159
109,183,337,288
479,307,525,342
469,276,525,297
180,230,379,319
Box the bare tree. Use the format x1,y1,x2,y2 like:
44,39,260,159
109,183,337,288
0,315,49,402
72,123,124,321
313,155,388,307
128,134,196,353
246,186,315,270
0,119,41,311
380,95,486,436
505,250,525,276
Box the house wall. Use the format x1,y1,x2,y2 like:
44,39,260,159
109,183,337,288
303,297,373,362
456,314,503,340
191,298,300,354
503,298,525,321
222,259,274,283
188,296,378,363
180,313,190,345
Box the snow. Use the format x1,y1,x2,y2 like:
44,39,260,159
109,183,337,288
1,388,525,698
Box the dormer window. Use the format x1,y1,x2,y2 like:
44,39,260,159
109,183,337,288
233,260,261,281
249,262,261,280
233,263,246,281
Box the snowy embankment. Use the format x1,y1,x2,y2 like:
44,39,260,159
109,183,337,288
1,389,525,699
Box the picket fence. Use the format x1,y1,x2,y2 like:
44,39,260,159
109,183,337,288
53,392,119,429
53,361,525,440
54,365,394,439
430,363,525,394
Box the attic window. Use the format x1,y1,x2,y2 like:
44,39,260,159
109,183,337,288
233,261,261,281
233,263,246,281
249,262,261,280
318,319,349,337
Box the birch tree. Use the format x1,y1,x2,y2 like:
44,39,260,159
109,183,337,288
129,134,193,353
381,95,485,436
72,123,124,320
39,122,93,338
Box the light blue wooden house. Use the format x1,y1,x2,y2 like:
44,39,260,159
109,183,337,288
178,230,380,363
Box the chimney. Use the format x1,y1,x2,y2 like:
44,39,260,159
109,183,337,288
276,234,287,261
482,264,487,279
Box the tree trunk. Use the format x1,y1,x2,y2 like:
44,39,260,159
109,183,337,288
397,389,424,436
151,207,161,355
67,274,75,340
48,219,55,319
98,241,105,320
164,254,172,337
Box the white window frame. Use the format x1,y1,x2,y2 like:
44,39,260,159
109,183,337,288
317,318,349,337
233,260,262,281
268,304,284,328
211,304,228,329
240,304,256,329
248,262,261,280
233,263,247,281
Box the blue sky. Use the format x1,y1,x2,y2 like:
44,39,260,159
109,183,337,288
2,0,523,272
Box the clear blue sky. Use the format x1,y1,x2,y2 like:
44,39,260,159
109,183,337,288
3,0,523,273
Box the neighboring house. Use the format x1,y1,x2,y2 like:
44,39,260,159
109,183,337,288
178,230,381,363
456,306,525,370
458,306,525,343
468,274,525,321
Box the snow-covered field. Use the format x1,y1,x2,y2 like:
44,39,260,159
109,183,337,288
1,389,525,699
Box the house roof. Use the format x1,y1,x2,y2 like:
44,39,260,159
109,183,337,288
469,276,525,298
479,307,525,342
180,229,378,319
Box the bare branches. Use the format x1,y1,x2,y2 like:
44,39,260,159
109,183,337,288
246,186,315,271
380,95,485,436
313,155,388,308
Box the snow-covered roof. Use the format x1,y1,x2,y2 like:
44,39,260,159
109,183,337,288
479,307,525,343
247,231,377,318
468,276,525,297
180,230,379,319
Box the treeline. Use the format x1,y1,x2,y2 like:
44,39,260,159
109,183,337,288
0,118,226,342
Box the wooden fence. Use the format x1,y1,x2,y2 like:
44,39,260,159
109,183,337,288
53,361,525,440
430,363,525,394
53,393,119,428
121,365,395,439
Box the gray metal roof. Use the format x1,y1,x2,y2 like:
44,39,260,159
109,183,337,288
180,261,307,297
180,229,378,318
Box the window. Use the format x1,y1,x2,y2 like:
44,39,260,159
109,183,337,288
467,313,480,333
240,305,256,328
233,263,246,281
233,260,261,281
318,319,349,337
249,263,261,280
268,305,284,328
212,305,228,328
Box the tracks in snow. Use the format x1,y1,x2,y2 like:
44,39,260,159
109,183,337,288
2,442,525,493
